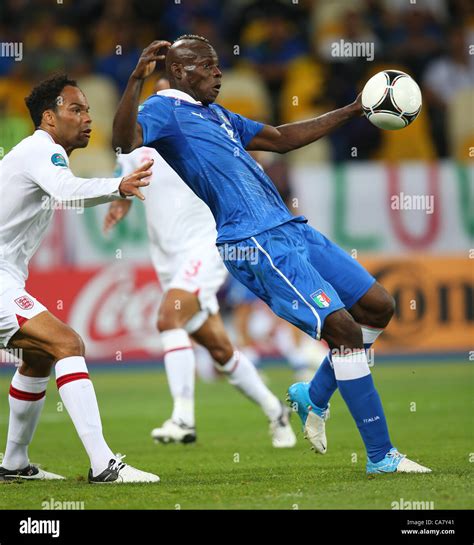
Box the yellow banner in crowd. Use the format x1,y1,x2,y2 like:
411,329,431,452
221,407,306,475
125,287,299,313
362,256,473,354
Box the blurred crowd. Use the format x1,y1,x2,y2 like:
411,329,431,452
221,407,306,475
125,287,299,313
0,0,473,163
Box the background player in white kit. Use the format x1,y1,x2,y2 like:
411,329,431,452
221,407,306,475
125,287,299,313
0,74,160,483
104,79,296,448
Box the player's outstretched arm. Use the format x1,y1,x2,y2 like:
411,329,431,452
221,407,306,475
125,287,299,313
112,40,171,154
32,155,153,208
246,94,363,154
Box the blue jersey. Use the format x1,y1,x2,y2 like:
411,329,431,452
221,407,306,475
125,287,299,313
137,89,306,243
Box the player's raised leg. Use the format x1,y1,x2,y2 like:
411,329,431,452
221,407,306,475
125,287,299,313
3,310,159,483
307,283,394,412
190,313,296,448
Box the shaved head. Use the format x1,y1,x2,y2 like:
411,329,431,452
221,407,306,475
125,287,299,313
165,36,222,105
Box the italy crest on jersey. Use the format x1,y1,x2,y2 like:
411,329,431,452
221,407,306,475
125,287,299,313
310,289,331,308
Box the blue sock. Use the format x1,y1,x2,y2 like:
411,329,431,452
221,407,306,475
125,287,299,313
308,355,337,409
308,341,376,409
332,351,393,463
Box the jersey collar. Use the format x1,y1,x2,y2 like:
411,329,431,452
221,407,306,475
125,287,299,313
35,129,56,143
156,88,202,105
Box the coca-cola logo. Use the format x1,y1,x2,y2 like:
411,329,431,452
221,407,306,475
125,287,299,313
69,264,163,358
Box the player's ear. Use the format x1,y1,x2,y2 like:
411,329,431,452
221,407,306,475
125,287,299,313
170,62,183,81
42,109,56,127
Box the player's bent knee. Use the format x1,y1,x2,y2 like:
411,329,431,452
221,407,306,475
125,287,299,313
373,288,396,327
49,332,85,361
323,310,363,350
157,313,183,332
209,342,234,366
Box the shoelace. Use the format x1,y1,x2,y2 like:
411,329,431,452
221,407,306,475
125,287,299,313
387,450,405,460
111,453,127,472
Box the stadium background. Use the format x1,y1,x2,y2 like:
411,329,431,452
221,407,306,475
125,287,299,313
0,0,472,365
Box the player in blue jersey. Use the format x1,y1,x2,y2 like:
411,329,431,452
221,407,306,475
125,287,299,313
113,36,431,475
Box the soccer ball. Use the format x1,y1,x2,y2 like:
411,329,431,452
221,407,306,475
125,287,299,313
362,70,422,130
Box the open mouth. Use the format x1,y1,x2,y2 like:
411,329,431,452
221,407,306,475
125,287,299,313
212,84,221,92
82,129,92,137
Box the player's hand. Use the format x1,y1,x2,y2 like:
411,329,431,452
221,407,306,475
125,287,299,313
103,199,133,234
131,41,171,80
118,159,153,201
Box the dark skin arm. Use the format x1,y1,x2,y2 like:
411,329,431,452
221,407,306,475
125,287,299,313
246,97,363,154
112,40,171,154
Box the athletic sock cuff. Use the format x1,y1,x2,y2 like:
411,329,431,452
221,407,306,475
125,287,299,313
160,328,192,354
55,356,90,388
10,370,49,394
216,351,239,374
360,325,384,346
332,350,370,381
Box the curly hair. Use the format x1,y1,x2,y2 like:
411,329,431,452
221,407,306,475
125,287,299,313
25,73,78,127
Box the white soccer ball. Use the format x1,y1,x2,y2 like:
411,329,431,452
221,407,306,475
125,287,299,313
362,70,422,130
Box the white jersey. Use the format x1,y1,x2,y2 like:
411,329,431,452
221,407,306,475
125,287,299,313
118,148,227,326
0,129,122,288
117,147,218,277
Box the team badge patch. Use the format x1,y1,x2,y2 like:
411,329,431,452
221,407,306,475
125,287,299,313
14,296,34,310
310,289,331,308
51,153,68,167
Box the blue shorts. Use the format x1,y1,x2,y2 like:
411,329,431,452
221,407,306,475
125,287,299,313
226,276,259,307
219,220,375,339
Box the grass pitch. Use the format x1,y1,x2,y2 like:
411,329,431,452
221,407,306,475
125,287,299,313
0,362,472,510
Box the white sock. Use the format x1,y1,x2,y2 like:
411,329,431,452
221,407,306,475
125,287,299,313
161,329,195,427
55,356,114,476
2,371,49,470
218,350,281,421
361,325,384,346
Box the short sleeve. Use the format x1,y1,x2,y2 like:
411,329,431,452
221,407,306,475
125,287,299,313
221,108,264,147
137,95,173,146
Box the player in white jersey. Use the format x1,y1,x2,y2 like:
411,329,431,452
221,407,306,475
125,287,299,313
103,78,296,448
0,74,160,483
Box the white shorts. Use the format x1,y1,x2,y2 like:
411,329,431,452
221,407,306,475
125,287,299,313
0,285,48,348
155,244,228,333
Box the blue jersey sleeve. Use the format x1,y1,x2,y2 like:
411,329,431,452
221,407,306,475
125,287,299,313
137,95,173,146
223,108,264,148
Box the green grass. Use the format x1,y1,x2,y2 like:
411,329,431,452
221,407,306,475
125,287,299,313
0,362,472,510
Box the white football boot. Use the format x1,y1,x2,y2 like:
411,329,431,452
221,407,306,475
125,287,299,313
151,419,197,444
366,448,432,474
270,403,297,448
88,454,160,483
0,464,65,481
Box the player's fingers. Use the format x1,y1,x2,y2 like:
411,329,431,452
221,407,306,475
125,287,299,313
143,41,171,57
134,179,151,187
147,40,171,51
135,170,152,180
129,187,146,201
131,160,153,176
138,159,154,171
